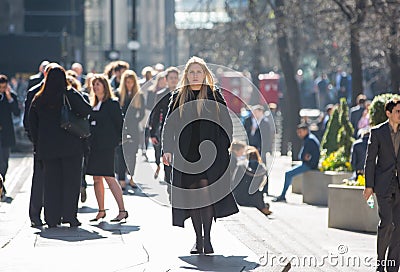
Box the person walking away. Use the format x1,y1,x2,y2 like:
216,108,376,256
28,65,91,227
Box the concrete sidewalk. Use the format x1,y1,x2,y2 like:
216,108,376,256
0,153,260,272
0,152,378,271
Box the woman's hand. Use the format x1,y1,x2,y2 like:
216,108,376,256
163,153,172,166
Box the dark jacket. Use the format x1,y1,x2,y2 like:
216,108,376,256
29,88,91,160
89,99,123,151
114,91,145,143
365,121,400,195
0,92,20,147
299,133,320,169
23,81,44,141
162,87,238,227
232,160,267,210
27,72,44,90
149,87,171,139
351,133,369,173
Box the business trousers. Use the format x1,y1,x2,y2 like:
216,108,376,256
376,178,400,272
29,154,44,221
42,154,83,226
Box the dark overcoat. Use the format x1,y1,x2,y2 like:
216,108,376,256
162,86,239,227
29,88,91,160
0,92,20,147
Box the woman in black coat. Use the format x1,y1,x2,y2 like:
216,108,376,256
29,65,91,227
162,56,238,254
86,74,128,222
114,70,145,190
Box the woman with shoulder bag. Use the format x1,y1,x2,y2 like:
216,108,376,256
86,74,128,222
29,64,91,227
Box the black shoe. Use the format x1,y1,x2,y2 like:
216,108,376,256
90,210,106,222
31,219,44,227
190,237,204,254
272,196,286,202
203,239,214,254
69,220,82,227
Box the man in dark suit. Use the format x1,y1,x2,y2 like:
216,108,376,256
0,75,21,200
364,98,400,272
27,60,49,90
150,67,179,184
244,105,274,162
23,63,53,226
273,123,320,202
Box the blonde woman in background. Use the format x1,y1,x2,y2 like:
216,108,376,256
115,70,145,189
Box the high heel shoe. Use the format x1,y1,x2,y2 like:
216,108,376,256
90,210,106,222
111,210,128,222
129,178,138,188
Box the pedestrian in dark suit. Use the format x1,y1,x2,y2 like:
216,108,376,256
114,70,145,190
27,60,49,90
149,67,179,183
29,65,91,228
0,75,21,200
364,98,400,272
273,123,320,202
86,74,128,222
243,105,274,162
23,63,51,226
162,56,238,255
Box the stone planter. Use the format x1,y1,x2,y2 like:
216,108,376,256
302,171,352,206
291,174,303,194
328,184,379,233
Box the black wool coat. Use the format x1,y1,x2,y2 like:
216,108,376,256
162,86,239,227
29,88,92,160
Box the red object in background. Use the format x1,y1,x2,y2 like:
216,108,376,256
258,72,280,105
219,72,248,114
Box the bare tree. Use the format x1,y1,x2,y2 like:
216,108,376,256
372,0,400,93
332,0,368,104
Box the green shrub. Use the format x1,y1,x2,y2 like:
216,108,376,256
321,107,340,155
369,93,400,126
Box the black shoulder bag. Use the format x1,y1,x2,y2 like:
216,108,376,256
60,94,91,139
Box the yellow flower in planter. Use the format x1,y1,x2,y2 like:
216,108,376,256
319,147,352,172
343,174,365,186
357,174,365,186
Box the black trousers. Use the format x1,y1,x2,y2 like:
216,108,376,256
116,139,139,181
42,154,83,226
29,155,44,221
376,179,400,272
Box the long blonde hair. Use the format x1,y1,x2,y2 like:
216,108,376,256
91,74,115,107
175,56,219,117
119,69,142,108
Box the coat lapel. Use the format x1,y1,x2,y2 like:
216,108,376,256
384,122,397,159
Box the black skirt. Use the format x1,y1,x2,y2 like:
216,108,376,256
86,147,115,177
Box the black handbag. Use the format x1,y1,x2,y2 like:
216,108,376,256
60,94,91,139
